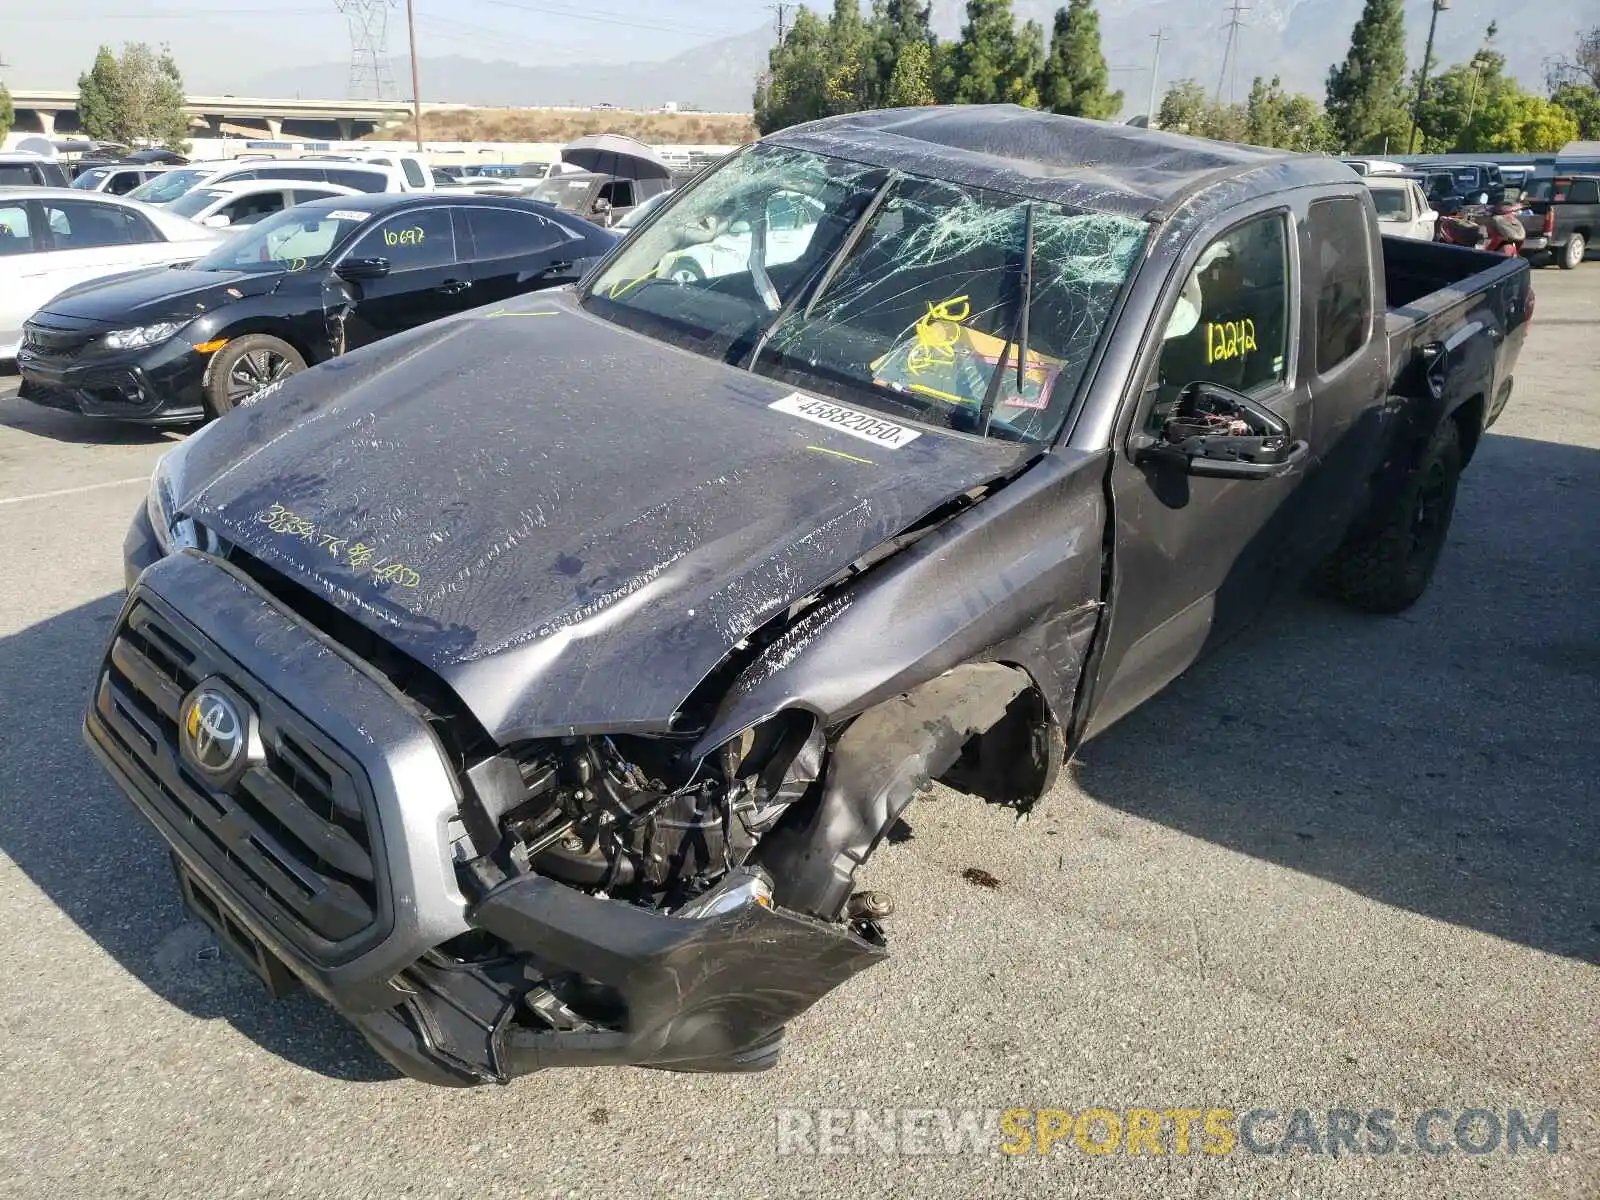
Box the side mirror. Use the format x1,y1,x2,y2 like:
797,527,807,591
1134,383,1308,480
593,198,612,213
201,214,231,229
336,257,391,282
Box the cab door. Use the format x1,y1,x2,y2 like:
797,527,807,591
1085,204,1315,738
336,207,477,349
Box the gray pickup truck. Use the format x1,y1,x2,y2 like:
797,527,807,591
84,106,1530,1086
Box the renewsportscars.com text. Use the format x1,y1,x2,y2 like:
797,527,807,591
774,1106,1560,1157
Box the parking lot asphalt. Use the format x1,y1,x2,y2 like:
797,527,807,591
0,271,1596,1200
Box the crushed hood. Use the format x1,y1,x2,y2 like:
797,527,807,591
175,291,1033,742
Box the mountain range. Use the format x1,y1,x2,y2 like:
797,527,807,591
237,0,1582,116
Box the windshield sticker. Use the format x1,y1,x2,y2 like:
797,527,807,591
254,503,422,588
1206,319,1258,364
325,210,371,222
769,393,922,448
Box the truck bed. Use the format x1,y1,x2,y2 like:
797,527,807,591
1382,236,1530,401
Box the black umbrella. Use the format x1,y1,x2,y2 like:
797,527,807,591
559,134,671,182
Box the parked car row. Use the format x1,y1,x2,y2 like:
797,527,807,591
13,192,617,422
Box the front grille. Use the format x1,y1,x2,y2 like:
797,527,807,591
22,322,97,359
93,599,386,960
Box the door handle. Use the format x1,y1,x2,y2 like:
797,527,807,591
434,279,471,295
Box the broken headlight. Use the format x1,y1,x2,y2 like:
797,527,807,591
146,438,227,556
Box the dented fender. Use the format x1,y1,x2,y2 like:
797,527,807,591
693,449,1111,762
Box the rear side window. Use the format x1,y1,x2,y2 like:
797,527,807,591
402,158,427,188
1570,179,1600,204
1153,210,1291,414
0,204,35,254
326,168,387,193
0,164,45,187
466,207,570,258
1307,198,1373,375
41,201,157,249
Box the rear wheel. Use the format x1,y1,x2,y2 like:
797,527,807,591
1320,418,1463,614
1560,232,1586,270
204,334,305,419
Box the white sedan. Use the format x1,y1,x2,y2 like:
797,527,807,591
1364,177,1438,241
163,178,362,230
0,187,222,362
656,190,822,283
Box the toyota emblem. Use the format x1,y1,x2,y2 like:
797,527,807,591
181,688,247,778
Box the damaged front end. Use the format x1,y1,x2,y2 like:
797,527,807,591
376,651,1036,1084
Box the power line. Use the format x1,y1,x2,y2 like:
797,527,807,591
1216,1,1249,106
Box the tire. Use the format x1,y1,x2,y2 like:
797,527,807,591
1320,418,1463,614
1559,232,1586,270
665,257,705,283
1527,251,1554,269
204,334,305,419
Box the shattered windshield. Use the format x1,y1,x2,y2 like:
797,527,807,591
582,145,1147,443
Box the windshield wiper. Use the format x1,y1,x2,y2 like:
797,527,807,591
977,202,1035,438
745,170,898,372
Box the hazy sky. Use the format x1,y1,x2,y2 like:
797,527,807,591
0,0,775,90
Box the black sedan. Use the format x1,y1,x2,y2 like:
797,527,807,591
17,193,616,423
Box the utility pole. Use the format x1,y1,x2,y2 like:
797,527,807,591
405,0,422,152
1147,28,1167,128
1409,0,1451,153
1216,2,1250,106
770,3,790,43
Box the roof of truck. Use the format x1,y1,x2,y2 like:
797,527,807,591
765,105,1356,222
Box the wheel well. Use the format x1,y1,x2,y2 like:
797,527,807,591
221,323,321,366
1452,393,1485,466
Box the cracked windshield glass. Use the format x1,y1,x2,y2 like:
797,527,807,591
583,145,1148,443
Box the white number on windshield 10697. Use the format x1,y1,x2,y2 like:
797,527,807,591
768,393,923,448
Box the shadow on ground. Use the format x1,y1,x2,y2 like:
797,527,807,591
1074,431,1599,963
0,590,396,1082
0,393,186,446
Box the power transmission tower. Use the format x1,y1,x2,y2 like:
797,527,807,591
769,3,791,43
337,0,398,101
1216,1,1250,106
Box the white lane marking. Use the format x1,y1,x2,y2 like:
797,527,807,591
0,476,149,507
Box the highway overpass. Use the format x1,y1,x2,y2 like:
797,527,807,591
7,90,415,141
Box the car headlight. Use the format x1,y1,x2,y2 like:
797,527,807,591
103,321,186,351
146,437,227,556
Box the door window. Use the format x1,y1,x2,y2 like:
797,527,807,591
1153,211,1290,422
401,158,428,189
0,204,36,255
291,189,340,205
466,207,570,259
1569,179,1600,204
597,180,635,209
106,170,142,195
1307,198,1373,375
348,208,457,270
222,191,289,226
41,201,157,249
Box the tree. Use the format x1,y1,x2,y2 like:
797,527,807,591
886,39,938,107
868,0,936,108
77,45,121,143
1325,0,1409,153
1548,25,1600,139
75,42,189,150
1246,76,1330,151
0,81,12,141
1471,88,1580,152
941,0,1041,107
754,10,834,133
1414,52,1511,153
1551,81,1600,139
1037,0,1122,119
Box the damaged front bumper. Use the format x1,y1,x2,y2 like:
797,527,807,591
83,550,884,1085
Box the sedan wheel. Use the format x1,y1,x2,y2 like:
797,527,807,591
203,334,308,420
